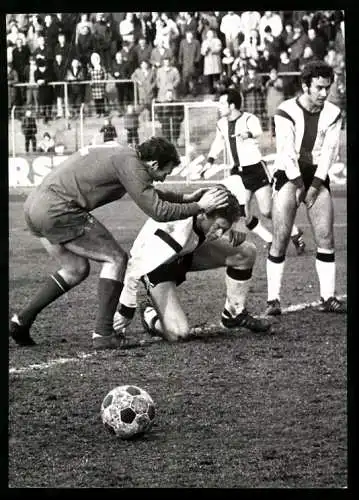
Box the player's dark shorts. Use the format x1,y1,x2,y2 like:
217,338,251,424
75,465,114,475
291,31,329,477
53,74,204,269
145,253,194,288
272,161,331,193
23,187,93,244
230,161,271,192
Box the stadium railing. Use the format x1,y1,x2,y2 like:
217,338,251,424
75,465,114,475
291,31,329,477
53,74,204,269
11,79,139,123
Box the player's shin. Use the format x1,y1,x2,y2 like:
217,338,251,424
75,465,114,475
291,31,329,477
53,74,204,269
16,271,75,327
95,278,124,336
223,267,252,317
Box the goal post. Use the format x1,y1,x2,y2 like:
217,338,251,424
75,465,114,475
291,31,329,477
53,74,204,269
151,100,228,182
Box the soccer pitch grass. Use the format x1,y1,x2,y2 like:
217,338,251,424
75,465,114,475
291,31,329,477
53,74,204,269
9,189,347,488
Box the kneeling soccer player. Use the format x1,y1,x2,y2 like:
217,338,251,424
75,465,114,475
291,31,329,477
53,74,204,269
114,180,271,341
10,136,229,349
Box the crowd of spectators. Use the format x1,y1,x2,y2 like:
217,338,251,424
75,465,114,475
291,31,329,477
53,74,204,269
7,11,346,129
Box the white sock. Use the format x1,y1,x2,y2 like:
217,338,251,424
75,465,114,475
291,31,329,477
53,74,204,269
144,306,163,333
291,224,301,237
246,216,272,243
224,273,251,317
252,222,273,243
315,248,335,300
266,258,285,302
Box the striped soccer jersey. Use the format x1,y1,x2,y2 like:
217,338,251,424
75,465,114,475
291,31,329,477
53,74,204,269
208,112,263,168
273,97,342,181
119,175,246,309
119,217,203,308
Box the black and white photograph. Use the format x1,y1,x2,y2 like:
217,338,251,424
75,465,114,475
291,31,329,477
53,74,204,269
7,9,347,488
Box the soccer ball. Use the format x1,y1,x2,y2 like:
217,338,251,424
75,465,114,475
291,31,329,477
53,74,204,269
101,385,155,439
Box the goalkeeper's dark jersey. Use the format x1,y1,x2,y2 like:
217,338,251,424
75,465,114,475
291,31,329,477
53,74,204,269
34,144,200,222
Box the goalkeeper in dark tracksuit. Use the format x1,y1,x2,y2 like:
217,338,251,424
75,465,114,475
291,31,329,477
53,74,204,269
10,137,229,349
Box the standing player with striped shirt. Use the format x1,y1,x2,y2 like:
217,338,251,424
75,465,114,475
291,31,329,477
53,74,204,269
200,87,306,254
265,61,346,315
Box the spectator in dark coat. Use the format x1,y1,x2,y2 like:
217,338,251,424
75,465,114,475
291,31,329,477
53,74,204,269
280,22,295,52
277,50,299,98
66,58,86,116
93,13,113,71
287,23,309,63
43,14,59,61
100,117,118,142
21,109,37,153
54,13,75,43
12,37,31,105
260,26,282,58
76,25,94,69
178,30,201,97
54,33,72,70
53,53,67,118
7,62,18,113
111,51,132,112
120,39,139,103
307,28,328,60
35,60,53,123
33,35,53,66
257,47,278,73
298,45,318,71
134,37,152,65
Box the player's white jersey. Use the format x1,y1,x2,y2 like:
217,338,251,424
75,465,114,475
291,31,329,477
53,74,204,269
208,112,263,167
119,176,245,308
120,217,202,308
273,97,342,181
218,174,247,206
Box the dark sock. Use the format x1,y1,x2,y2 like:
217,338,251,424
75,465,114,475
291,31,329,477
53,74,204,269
95,279,123,336
246,216,259,231
18,272,71,326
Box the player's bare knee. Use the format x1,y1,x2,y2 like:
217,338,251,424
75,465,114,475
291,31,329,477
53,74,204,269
64,260,90,285
108,250,128,267
229,241,256,268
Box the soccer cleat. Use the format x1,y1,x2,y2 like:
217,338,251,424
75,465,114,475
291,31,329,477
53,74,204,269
291,228,306,255
317,296,347,313
10,315,36,346
92,331,127,350
265,299,282,316
140,304,164,339
221,308,271,333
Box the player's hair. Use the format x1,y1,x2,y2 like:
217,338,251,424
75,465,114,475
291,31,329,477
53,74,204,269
301,60,334,87
137,137,181,168
220,87,242,110
206,188,242,225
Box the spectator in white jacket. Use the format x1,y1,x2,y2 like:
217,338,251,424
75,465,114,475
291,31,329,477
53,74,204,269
201,29,222,94
220,11,242,56
259,11,283,41
239,11,261,42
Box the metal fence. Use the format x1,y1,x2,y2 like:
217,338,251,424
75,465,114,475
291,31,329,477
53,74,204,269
9,78,138,121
